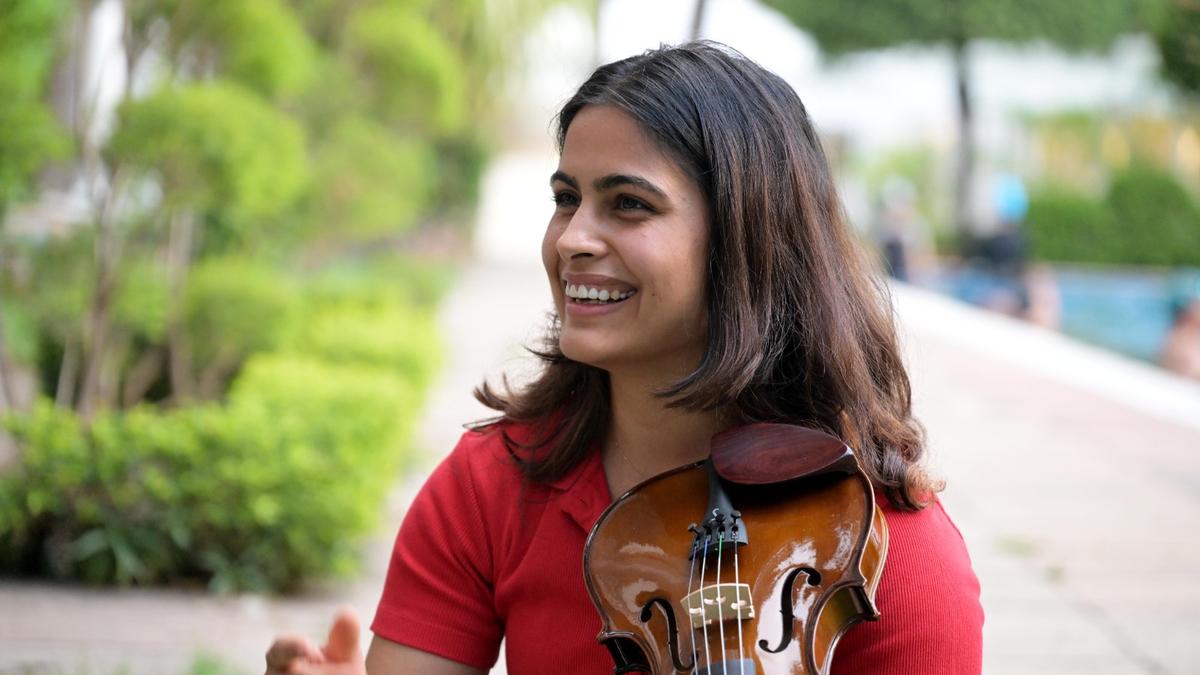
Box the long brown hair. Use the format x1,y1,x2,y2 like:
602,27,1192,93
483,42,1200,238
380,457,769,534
474,41,939,510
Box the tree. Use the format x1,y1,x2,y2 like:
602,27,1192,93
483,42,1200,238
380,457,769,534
1154,0,1200,96
2,0,572,420
0,0,69,414
106,82,308,407
763,0,1149,239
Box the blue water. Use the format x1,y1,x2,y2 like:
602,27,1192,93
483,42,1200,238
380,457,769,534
933,266,1176,363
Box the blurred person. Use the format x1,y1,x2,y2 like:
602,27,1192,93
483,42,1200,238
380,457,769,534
1021,263,1062,330
1160,274,1200,380
266,42,982,675
874,175,936,284
974,173,1031,318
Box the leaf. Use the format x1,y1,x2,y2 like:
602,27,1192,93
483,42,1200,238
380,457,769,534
71,528,110,563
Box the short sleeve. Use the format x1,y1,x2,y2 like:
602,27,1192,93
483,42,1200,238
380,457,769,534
371,431,503,669
831,499,984,675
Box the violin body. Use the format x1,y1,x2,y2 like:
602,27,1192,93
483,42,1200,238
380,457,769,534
583,424,888,674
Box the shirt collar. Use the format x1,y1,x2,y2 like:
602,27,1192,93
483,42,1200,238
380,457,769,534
548,444,611,533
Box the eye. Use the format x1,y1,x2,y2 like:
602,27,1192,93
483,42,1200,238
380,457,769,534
552,191,580,208
616,195,650,211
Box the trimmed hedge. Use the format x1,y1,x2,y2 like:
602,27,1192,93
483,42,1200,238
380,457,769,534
1026,166,1200,266
0,261,444,592
1026,186,1122,264
0,355,422,592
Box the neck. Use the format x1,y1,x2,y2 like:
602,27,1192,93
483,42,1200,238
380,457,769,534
602,365,733,489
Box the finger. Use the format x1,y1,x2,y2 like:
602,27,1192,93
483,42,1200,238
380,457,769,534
266,634,324,672
321,606,362,662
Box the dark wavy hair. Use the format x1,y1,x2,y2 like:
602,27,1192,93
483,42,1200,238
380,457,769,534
473,41,939,510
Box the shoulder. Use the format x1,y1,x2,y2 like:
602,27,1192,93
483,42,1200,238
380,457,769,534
831,496,984,675
371,419,548,668
419,419,568,544
431,420,532,496
879,497,978,585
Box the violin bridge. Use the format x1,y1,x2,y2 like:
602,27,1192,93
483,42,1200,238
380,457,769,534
681,583,754,629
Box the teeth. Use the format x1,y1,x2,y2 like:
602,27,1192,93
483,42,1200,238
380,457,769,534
565,283,635,303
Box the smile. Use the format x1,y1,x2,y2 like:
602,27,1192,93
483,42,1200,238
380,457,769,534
565,283,637,305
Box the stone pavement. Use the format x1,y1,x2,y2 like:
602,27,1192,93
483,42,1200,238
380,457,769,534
2,152,1199,674
895,286,1200,675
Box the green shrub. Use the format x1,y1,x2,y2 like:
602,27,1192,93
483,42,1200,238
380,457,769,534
309,116,436,239
1026,186,1121,263
1106,165,1200,266
0,354,416,592
186,256,300,374
305,257,455,310
1026,168,1200,266
287,306,440,392
0,255,448,592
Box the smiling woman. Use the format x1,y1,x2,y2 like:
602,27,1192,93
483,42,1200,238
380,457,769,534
544,105,712,403
266,41,982,675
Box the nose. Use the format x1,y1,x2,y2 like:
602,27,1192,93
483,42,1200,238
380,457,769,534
555,206,607,261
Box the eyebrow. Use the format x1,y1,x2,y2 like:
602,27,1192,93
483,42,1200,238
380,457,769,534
550,171,669,201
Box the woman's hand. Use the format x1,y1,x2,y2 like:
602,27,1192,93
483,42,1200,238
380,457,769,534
265,607,364,675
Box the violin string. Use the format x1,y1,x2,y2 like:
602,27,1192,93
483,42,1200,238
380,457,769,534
716,530,727,670
699,530,712,674
733,518,745,675
686,536,700,674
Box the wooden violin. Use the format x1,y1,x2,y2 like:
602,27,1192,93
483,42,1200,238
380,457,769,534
583,423,888,674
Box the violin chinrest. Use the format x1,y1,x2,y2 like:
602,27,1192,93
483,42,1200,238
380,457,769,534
710,422,858,486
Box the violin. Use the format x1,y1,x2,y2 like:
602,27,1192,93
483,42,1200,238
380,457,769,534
583,423,888,674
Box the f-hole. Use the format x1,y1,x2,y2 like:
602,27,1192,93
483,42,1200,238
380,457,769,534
603,636,652,674
640,597,694,672
758,566,822,654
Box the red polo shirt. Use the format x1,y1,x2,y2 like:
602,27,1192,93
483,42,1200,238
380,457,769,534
372,423,983,673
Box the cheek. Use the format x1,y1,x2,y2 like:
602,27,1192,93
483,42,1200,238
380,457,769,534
542,223,564,300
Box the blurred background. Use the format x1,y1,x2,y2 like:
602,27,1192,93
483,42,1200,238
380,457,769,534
0,0,1198,673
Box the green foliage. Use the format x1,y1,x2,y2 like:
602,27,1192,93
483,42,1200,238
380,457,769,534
1025,167,1200,266
1154,0,1200,95
0,301,38,366
764,0,1144,54
286,306,441,392
1106,165,1200,265
0,0,549,596
0,0,66,95
1025,186,1121,263
107,81,309,220
0,259,445,591
15,230,95,345
304,256,457,311
185,256,299,373
430,131,491,219
0,0,69,215
343,4,467,133
309,116,436,238
170,0,317,99
114,256,171,344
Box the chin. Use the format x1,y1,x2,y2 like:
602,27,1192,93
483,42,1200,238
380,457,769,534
559,335,615,370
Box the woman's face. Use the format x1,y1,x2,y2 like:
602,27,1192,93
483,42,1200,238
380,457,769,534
542,104,711,377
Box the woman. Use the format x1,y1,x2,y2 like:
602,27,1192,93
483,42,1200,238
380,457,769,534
266,41,983,674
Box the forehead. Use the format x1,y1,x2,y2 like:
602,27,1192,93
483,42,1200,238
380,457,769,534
558,105,687,186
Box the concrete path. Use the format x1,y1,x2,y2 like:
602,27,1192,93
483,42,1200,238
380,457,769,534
2,151,1199,674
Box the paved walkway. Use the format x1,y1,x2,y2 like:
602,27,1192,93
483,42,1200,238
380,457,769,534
2,152,1199,674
